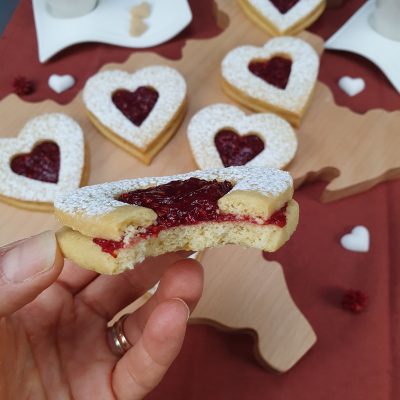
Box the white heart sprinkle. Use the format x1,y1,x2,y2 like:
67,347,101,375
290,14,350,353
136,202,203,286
48,74,75,94
338,76,365,97
340,225,370,252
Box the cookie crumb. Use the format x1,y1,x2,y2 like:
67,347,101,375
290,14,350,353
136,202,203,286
131,2,151,18
130,17,148,37
130,2,152,37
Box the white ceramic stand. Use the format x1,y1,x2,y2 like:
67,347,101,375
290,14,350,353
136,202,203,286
32,0,192,63
45,0,98,18
325,0,400,93
370,0,400,40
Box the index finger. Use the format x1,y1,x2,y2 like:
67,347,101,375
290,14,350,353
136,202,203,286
75,251,191,320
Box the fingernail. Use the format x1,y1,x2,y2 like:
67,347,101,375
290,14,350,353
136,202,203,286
0,231,57,283
171,297,190,321
176,250,194,258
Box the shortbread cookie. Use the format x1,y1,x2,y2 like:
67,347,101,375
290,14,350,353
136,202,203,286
0,113,87,212
55,166,299,274
83,65,187,164
238,0,326,36
221,36,319,127
188,103,297,169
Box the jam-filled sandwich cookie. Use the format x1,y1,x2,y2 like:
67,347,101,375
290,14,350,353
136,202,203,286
0,113,87,212
83,65,187,164
55,166,298,274
238,0,326,36
221,36,319,127
188,103,297,169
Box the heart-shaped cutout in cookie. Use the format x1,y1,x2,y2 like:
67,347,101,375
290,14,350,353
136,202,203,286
188,103,297,170
215,130,265,167
221,37,319,127
238,0,326,36
83,66,187,164
270,0,300,13
0,113,86,211
11,141,60,183
248,56,292,89
111,87,159,126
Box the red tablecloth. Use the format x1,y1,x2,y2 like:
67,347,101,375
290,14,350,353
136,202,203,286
1,1,399,399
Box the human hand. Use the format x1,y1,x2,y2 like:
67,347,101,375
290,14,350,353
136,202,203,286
0,231,203,400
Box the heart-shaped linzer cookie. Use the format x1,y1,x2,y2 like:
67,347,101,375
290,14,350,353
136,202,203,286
0,113,86,211
83,66,187,164
221,37,319,127
187,103,297,170
238,0,326,36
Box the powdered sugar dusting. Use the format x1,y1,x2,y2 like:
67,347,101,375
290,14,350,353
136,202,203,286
0,113,85,203
221,37,319,114
83,66,186,150
55,166,293,216
187,103,297,169
247,0,323,32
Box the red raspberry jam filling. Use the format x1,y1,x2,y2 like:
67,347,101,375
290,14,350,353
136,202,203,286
93,238,125,257
93,178,288,257
248,57,292,90
341,289,368,313
10,141,60,183
119,178,234,228
112,86,159,126
270,0,300,14
215,129,265,167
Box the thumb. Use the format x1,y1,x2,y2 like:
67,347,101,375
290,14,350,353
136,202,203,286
0,231,63,317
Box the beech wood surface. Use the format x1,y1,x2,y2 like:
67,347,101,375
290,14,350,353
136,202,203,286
2,0,394,371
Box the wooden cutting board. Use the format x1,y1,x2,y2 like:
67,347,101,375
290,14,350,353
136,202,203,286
2,0,396,371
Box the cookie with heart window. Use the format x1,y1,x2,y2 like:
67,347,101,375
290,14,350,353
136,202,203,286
83,65,187,165
221,36,319,127
0,113,87,212
187,103,297,169
238,0,326,36
54,166,299,274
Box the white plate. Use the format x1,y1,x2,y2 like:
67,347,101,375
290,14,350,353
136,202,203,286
325,0,400,94
32,0,192,63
